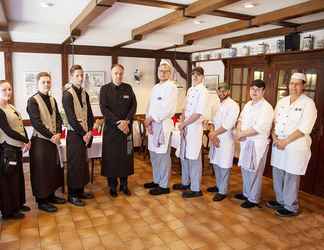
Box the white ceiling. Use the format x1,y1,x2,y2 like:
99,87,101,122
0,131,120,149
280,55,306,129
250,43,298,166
3,0,324,51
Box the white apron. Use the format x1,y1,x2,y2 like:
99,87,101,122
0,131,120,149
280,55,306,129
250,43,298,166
271,94,317,175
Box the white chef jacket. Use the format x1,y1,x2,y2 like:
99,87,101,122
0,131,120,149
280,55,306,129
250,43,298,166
238,98,274,171
271,94,317,175
209,97,240,168
147,80,178,154
183,83,208,160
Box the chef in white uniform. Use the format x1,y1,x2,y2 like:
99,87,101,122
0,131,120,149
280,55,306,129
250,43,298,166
173,66,208,198
234,79,273,208
207,83,240,201
267,72,317,217
144,60,178,195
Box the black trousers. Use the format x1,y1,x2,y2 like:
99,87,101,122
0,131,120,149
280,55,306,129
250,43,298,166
68,187,85,197
107,177,128,190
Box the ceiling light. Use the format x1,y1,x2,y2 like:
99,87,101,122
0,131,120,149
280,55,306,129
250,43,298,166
244,2,256,8
40,1,55,8
193,20,205,25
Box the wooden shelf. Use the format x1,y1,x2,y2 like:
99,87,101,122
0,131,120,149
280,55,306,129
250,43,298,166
192,48,324,63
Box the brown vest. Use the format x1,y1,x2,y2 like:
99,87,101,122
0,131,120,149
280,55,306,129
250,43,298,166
32,93,57,140
0,104,26,147
67,87,88,132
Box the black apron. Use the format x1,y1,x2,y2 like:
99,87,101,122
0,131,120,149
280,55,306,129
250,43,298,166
0,143,24,216
101,123,134,178
29,137,64,198
66,131,90,189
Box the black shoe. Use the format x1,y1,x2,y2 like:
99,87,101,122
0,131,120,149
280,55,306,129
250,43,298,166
20,205,31,212
275,208,298,217
234,193,247,201
68,196,85,207
120,186,131,196
240,200,258,209
144,182,159,189
110,189,118,198
207,186,219,193
38,202,58,213
172,183,190,191
213,193,226,202
182,190,203,198
2,211,25,220
77,192,94,199
266,200,283,210
149,186,170,196
48,196,66,204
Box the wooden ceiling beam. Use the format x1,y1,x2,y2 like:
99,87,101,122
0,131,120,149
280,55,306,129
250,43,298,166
184,0,324,44
0,1,11,42
251,0,324,26
208,10,253,20
221,18,324,48
63,0,116,44
132,9,188,38
117,0,186,10
184,0,240,17
129,0,241,46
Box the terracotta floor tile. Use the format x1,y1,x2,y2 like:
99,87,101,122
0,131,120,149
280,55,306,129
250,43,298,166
2,154,324,250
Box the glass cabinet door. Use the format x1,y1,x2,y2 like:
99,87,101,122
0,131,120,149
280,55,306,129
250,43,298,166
275,68,318,102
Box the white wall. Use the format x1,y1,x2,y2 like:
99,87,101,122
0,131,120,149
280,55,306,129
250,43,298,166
118,57,187,114
68,55,112,116
0,52,5,80
12,53,62,119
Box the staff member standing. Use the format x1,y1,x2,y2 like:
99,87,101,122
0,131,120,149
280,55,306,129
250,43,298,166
144,60,178,196
207,83,240,201
0,80,30,219
27,72,65,213
267,73,317,217
100,64,137,198
173,66,208,198
63,65,94,206
234,79,273,208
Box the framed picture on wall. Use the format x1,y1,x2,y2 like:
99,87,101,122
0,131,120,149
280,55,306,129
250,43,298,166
83,71,106,104
204,74,219,92
24,71,39,96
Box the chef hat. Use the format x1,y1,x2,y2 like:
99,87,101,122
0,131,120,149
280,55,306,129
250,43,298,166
159,59,172,68
291,72,306,82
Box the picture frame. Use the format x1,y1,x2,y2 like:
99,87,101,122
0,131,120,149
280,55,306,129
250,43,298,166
24,71,38,96
204,74,219,92
83,71,106,104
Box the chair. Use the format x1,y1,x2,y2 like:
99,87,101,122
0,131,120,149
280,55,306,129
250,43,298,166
138,119,149,159
201,130,213,175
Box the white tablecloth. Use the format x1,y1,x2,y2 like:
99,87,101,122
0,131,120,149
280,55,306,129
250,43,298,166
23,136,103,161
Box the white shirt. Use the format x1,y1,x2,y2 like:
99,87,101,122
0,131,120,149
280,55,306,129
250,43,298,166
271,94,317,175
274,94,317,142
182,83,208,160
238,98,274,170
209,97,240,168
147,80,178,154
212,97,240,142
239,98,274,142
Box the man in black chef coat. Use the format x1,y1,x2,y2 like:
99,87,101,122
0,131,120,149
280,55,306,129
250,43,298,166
100,64,137,198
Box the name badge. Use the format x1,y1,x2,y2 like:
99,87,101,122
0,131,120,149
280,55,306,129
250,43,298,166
123,95,129,99
157,97,162,100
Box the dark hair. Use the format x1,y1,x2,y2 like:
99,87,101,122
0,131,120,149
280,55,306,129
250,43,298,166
251,79,265,89
37,72,51,82
192,66,204,76
70,64,83,75
111,64,125,71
